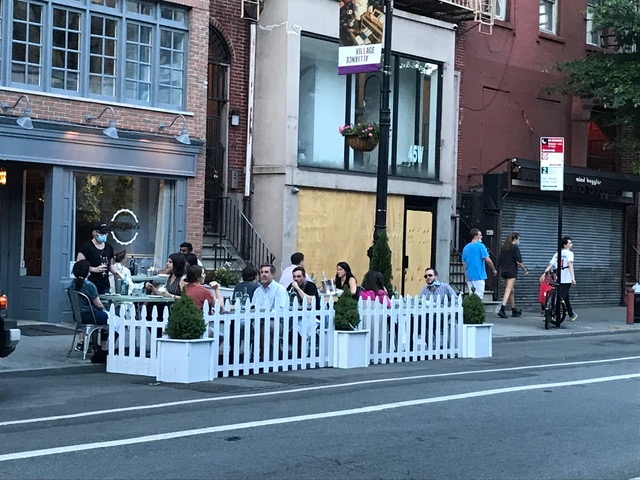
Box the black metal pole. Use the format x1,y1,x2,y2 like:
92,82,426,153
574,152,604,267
556,190,563,322
373,0,393,241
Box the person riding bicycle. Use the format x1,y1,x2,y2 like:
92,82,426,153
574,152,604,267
540,236,578,322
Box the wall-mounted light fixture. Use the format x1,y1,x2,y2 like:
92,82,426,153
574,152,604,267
85,106,118,138
0,168,6,185
158,114,190,145
230,110,240,127
1,95,33,129
291,186,300,194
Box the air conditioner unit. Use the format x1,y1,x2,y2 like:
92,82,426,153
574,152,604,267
241,0,263,22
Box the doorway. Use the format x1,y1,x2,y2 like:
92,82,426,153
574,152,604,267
204,27,230,233
402,207,434,296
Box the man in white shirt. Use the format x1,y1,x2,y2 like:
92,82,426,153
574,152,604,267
279,252,309,287
254,264,289,311
541,236,577,321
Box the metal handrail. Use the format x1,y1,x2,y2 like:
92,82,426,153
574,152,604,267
205,197,275,269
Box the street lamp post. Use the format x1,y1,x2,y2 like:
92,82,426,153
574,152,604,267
373,0,393,241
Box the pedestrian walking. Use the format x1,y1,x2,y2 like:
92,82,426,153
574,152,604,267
541,236,578,321
461,228,497,299
497,232,529,318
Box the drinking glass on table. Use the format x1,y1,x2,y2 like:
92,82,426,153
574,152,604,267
101,257,109,276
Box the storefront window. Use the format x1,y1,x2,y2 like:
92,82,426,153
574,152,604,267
394,57,439,179
298,35,347,169
74,173,176,270
297,35,441,179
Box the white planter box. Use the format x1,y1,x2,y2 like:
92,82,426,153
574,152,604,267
156,338,215,383
333,330,370,369
462,323,493,358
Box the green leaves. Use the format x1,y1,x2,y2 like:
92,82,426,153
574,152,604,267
462,290,486,325
165,293,206,340
334,290,360,331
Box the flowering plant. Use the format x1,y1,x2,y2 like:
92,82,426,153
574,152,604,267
338,122,380,142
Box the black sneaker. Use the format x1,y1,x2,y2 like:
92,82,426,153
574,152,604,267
497,307,508,319
512,309,522,318
74,342,84,352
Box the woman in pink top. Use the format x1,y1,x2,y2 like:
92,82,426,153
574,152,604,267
359,270,390,307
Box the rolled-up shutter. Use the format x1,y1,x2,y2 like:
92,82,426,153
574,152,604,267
501,194,623,307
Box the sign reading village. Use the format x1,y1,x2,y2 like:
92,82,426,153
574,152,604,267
338,0,385,75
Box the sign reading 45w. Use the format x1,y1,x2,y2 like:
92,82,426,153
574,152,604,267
540,137,564,192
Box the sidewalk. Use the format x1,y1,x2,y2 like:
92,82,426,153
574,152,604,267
1,307,638,374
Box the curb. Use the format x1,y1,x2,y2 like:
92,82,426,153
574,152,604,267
0,363,105,379
494,327,640,343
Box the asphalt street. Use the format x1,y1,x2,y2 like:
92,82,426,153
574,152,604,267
1,334,639,479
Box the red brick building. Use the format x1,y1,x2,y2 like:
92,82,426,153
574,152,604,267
456,0,640,306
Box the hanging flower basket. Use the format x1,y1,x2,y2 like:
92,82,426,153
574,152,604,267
339,122,380,152
346,136,379,152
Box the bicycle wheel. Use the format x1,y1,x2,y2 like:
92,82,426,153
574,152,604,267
544,291,556,330
544,290,567,329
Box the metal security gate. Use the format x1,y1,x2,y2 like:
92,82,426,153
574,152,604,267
501,194,623,307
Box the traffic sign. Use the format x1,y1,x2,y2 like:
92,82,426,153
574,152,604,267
540,137,564,191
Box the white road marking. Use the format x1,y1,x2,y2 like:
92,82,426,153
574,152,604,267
1,372,639,462
1,355,639,428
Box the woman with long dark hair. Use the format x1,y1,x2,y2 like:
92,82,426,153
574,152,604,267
497,232,529,318
146,252,186,300
335,261,358,298
70,259,109,354
359,270,390,307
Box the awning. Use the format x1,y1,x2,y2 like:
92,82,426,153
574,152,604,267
511,158,640,193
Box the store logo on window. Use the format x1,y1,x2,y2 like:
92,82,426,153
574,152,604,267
110,209,140,246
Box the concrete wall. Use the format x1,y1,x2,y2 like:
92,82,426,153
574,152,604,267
253,0,458,278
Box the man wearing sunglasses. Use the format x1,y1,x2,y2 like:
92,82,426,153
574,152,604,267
419,268,457,306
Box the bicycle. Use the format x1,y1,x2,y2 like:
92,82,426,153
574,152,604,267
543,270,567,330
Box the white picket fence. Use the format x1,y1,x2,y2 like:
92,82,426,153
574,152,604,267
106,294,464,379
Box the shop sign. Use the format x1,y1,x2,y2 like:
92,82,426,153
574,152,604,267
540,137,564,191
110,208,139,246
338,0,384,75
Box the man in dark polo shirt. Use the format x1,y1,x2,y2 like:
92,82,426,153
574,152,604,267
287,266,320,310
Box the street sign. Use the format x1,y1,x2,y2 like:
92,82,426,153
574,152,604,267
540,137,564,191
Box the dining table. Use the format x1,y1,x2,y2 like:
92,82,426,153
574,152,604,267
100,293,175,321
131,274,170,284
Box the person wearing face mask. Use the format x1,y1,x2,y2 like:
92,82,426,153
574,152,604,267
76,221,121,294
419,268,457,306
497,232,528,318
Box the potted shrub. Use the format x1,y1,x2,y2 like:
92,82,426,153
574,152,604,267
205,263,239,300
332,290,369,369
156,293,215,383
339,121,380,152
461,289,492,358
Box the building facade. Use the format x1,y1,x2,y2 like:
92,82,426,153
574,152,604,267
456,0,640,306
251,0,466,295
0,0,209,321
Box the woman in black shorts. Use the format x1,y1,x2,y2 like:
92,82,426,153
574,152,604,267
497,232,529,318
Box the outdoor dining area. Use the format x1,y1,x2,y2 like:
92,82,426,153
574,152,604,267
99,290,477,383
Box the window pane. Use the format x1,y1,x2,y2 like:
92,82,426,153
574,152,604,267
90,15,117,96
394,59,440,179
539,0,555,33
125,22,152,101
12,0,42,85
74,173,174,279
297,36,346,169
158,29,185,106
23,170,46,277
495,0,506,21
51,8,82,91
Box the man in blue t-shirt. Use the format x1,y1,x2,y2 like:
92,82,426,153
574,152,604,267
461,228,497,299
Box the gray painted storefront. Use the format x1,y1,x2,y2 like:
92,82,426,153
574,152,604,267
0,118,202,323
501,194,624,307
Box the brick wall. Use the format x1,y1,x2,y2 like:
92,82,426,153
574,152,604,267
210,0,251,194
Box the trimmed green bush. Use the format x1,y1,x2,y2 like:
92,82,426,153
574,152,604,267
204,265,239,287
165,293,207,340
369,229,393,293
334,291,360,331
462,289,486,325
